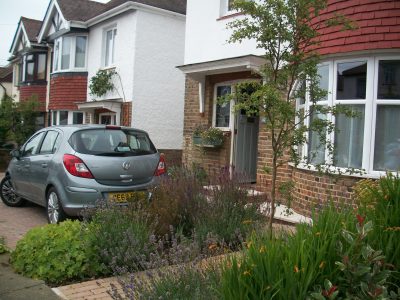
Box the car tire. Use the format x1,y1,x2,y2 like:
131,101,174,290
46,187,66,224
0,176,25,207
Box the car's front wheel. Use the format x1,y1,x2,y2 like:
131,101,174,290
0,176,25,207
46,187,66,224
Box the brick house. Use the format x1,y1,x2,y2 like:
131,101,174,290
8,17,49,127
179,0,400,216
8,0,186,164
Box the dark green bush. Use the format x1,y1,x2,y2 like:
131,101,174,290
11,220,99,284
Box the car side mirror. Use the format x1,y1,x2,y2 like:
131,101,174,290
10,149,21,159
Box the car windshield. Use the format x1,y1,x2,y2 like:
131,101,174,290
69,129,157,156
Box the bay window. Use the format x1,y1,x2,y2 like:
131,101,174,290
51,111,84,125
298,56,400,175
53,35,87,72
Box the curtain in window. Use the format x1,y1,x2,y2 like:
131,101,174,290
334,105,365,168
308,109,326,165
75,37,86,68
374,105,400,171
61,37,71,70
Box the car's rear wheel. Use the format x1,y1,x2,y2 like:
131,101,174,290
46,187,66,224
0,176,25,207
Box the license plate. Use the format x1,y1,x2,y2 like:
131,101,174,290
108,191,148,203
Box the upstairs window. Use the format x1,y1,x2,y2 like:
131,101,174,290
53,35,87,72
103,28,117,67
23,53,47,82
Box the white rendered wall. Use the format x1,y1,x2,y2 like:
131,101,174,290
0,82,12,101
184,0,263,64
86,11,137,102
131,10,185,150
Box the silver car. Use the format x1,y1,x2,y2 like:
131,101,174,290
0,125,166,224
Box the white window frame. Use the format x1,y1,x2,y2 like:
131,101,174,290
51,111,85,125
99,112,118,125
102,26,117,68
297,54,400,178
213,82,236,131
52,35,88,73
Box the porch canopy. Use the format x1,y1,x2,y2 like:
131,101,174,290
76,99,122,124
177,55,265,113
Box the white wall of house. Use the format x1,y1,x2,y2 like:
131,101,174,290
131,10,185,150
184,0,263,65
86,11,137,102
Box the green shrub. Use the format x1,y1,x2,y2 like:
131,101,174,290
0,236,8,254
11,220,99,284
83,202,155,274
219,205,354,300
355,173,400,288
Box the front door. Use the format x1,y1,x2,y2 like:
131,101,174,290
233,110,259,183
99,113,116,125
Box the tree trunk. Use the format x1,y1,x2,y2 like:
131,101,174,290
268,155,277,236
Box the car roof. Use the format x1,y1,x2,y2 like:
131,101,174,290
43,124,149,135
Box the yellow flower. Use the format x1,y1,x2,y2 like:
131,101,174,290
319,261,325,269
294,265,299,273
315,232,321,236
246,241,253,249
243,270,251,276
208,243,218,250
259,246,266,253
242,219,253,225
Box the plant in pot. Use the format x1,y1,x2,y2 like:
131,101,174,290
192,125,206,145
200,127,224,147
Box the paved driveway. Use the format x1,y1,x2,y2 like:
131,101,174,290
0,173,47,249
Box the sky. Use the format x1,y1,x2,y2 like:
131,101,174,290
0,0,49,66
0,0,110,67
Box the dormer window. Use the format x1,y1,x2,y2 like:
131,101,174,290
53,35,87,72
21,52,47,83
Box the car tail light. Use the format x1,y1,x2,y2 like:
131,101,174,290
63,154,94,179
154,155,167,176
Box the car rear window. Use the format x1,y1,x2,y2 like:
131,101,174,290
69,129,157,156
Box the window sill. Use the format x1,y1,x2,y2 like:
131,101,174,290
216,12,243,21
289,162,390,180
100,66,116,72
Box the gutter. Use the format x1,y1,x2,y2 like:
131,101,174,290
86,2,185,27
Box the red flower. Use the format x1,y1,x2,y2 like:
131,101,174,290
322,286,338,297
356,214,365,226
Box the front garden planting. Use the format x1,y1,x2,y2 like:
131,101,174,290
9,170,400,299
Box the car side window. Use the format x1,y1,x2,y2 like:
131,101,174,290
39,131,60,154
22,132,45,157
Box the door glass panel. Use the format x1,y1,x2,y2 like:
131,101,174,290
334,105,365,169
374,105,400,171
215,85,231,127
337,61,367,100
378,60,400,99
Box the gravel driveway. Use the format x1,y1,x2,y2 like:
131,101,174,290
0,173,47,249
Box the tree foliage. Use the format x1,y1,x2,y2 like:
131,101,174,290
226,0,355,233
0,94,40,147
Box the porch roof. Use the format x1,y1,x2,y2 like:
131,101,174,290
76,100,122,114
177,55,265,80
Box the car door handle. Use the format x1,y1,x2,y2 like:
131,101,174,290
41,163,48,168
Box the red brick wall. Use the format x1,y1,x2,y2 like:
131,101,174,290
291,168,361,216
309,0,400,55
19,85,46,112
49,73,87,110
121,101,132,126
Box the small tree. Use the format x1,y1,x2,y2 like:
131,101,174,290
225,0,355,233
0,94,40,147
